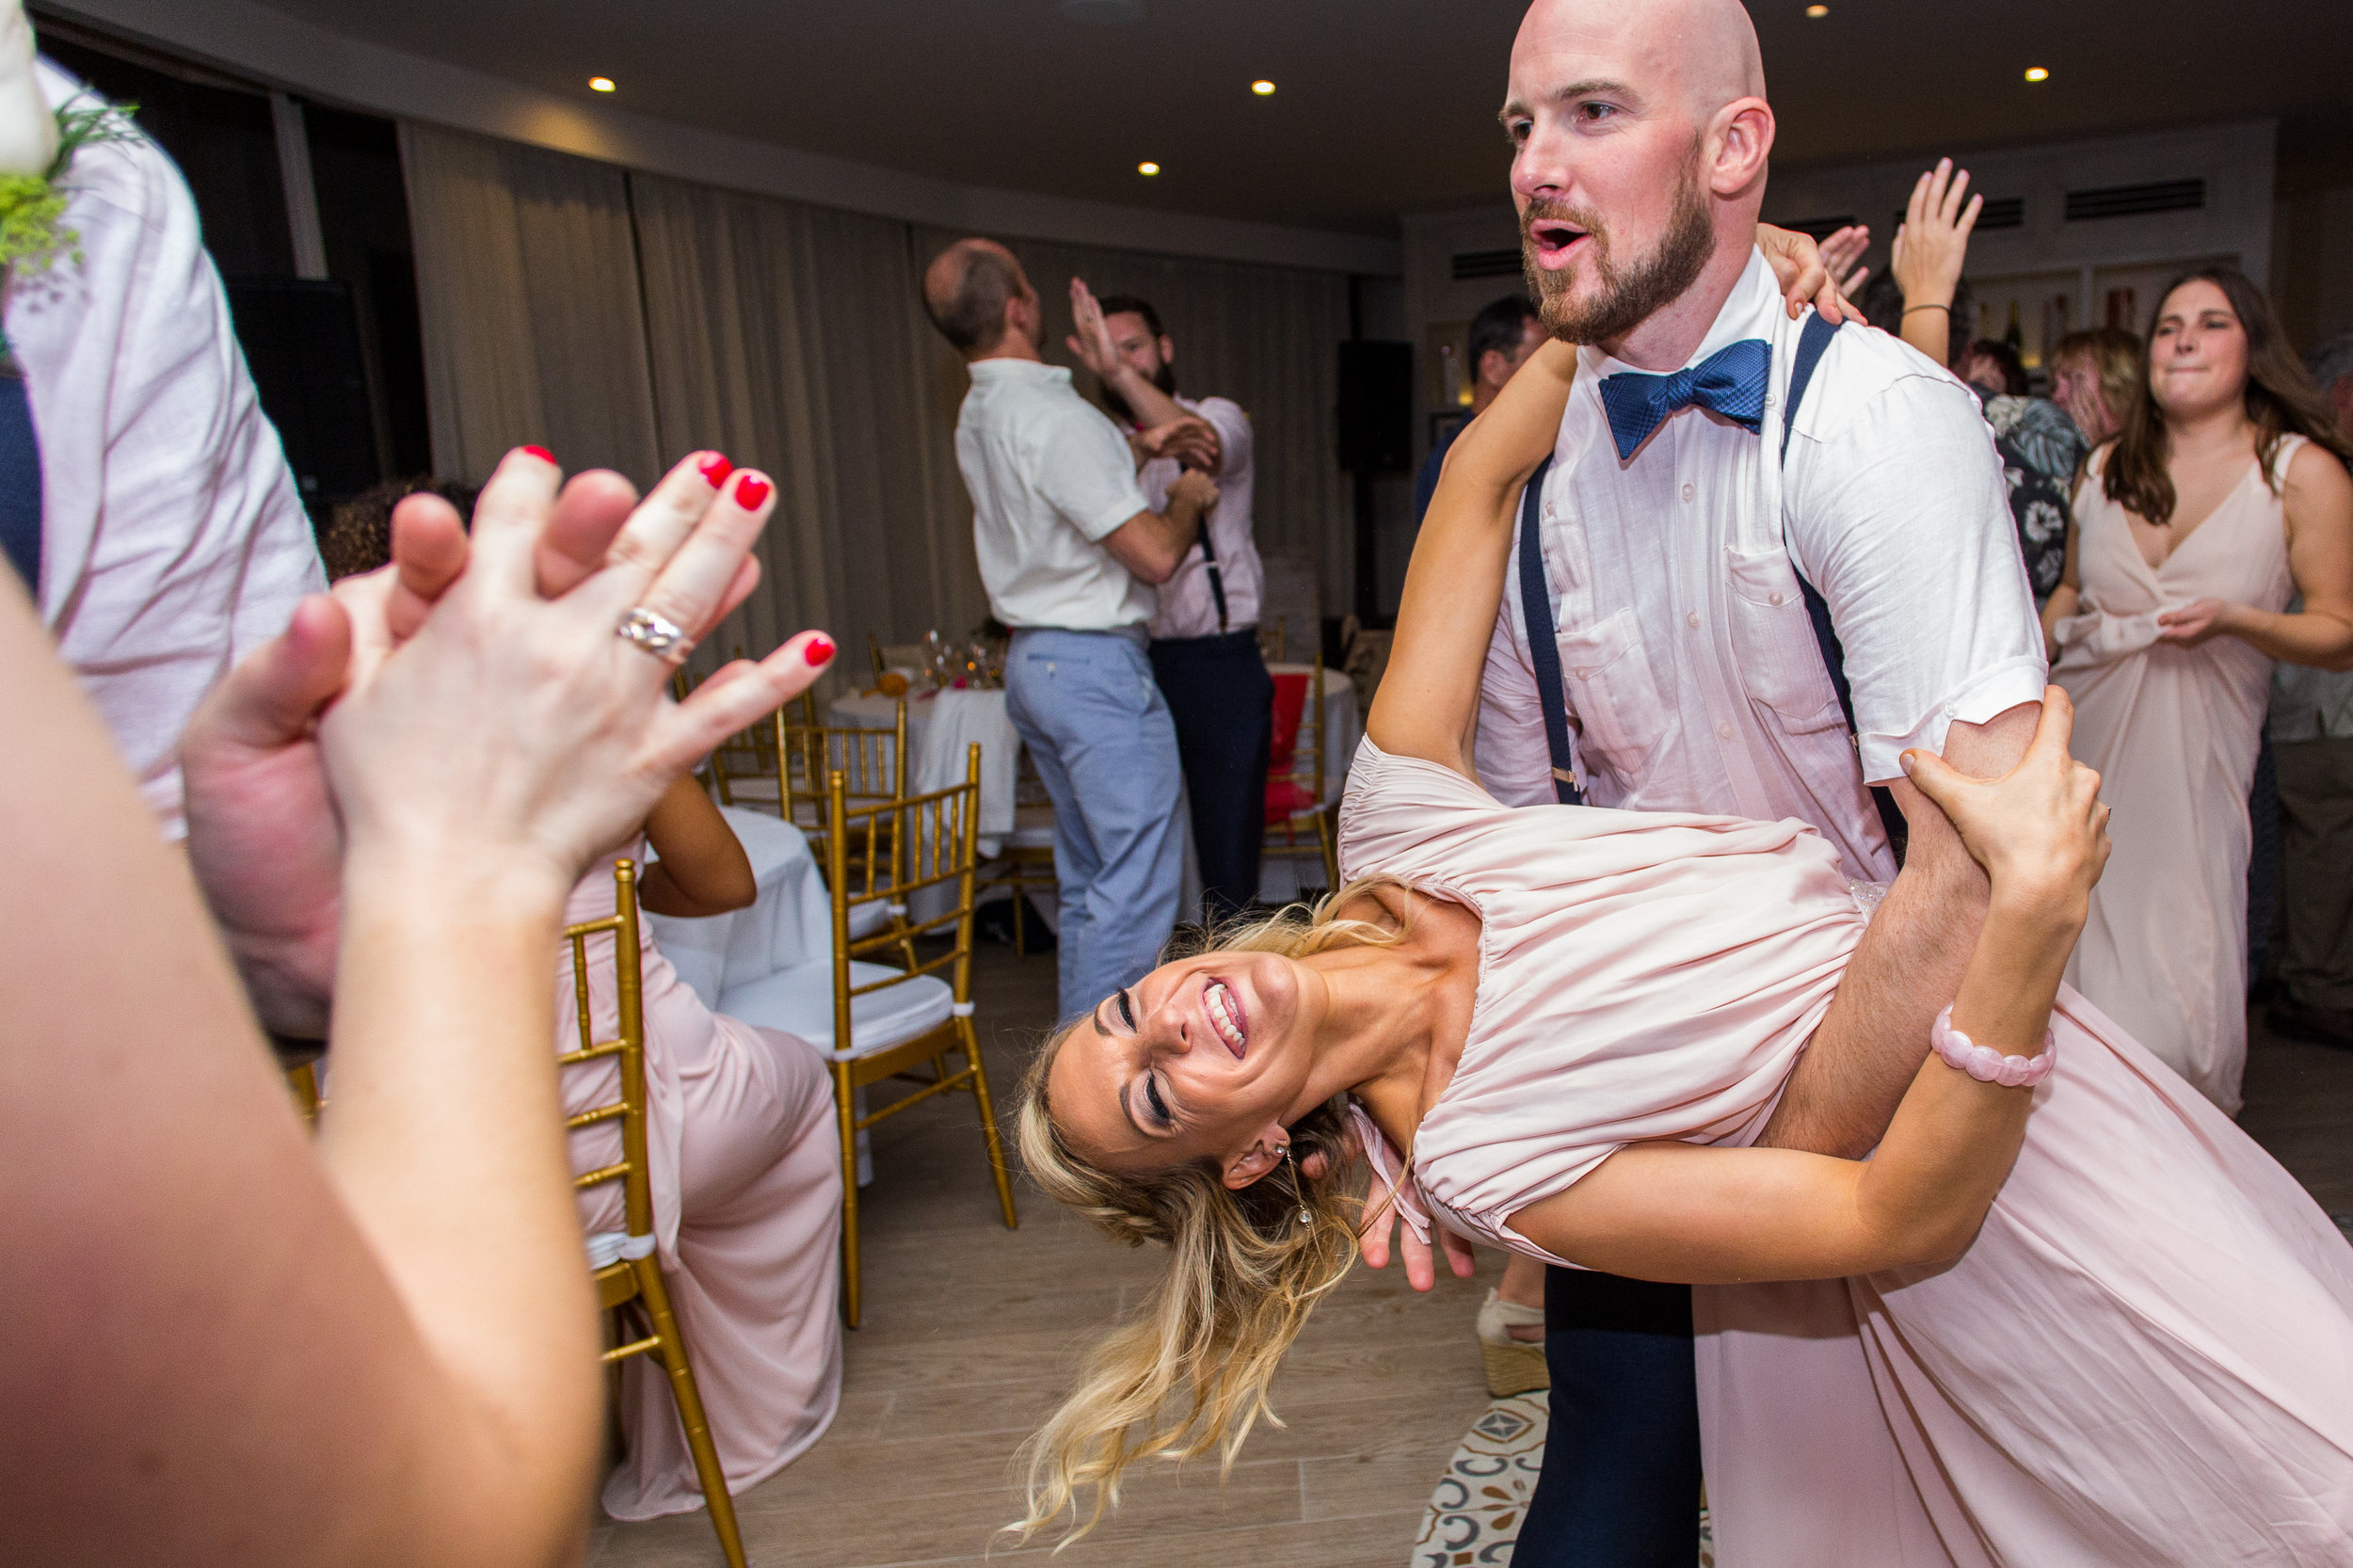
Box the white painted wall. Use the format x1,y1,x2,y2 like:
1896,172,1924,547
42,0,1401,277
1764,120,2277,363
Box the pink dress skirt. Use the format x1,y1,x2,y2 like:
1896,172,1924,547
1338,739,2353,1564
560,842,842,1520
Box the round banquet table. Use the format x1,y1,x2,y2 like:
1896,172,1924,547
641,805,829,1008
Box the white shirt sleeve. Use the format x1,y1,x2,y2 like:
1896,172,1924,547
1474,538,1565,808
1035,398,1151,543
1196,396,1253,480
1785,369,2047,783
20,64,323,837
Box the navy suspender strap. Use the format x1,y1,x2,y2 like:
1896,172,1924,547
1783,312,1909,856
1519,311,1901,853
1515,455,1581,805
1193,507,1230,634
1781,312,1853,732
0,373,39,595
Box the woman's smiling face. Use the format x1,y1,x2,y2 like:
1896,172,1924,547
1046,951,1323,1178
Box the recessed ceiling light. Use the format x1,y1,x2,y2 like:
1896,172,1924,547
1137,161,1160,176
1252,79,1276,96
2024,66,2050,82
1804,5,1828,15
588,76,616,92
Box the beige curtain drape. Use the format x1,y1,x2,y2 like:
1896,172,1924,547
628,176,985,669
399,122,661,484
400,121,1352,669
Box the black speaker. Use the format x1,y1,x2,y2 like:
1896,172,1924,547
224,277,380,513
1337,340,1413,473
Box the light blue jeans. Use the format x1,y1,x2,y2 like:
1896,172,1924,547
1003,627,1186,1022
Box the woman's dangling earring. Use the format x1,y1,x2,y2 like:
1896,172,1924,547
1284,1143,1312,1228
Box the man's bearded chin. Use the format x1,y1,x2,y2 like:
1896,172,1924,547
1522,175,1714,348
1100,360,1177,426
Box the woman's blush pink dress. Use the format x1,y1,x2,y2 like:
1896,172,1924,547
560,842,843,1521
1338,738,2353,1566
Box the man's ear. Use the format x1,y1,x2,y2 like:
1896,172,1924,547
1158,335,1176,368
1479,347,1511,391
1708,98,1774,200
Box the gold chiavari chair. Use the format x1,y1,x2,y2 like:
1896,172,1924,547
561,861,747,1568
986,744,1057,958
1263,647,1341,891
716,745,1016,1327
1256,616,1287,664
781,700,907,837
707,691,818,816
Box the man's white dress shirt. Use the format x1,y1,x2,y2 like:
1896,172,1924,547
955,358,1153,630
1137,393,1260,639
14,60,323,835
1476,249,2045,880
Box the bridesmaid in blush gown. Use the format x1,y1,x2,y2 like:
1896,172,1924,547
1016,337,2353,1564
2045,268,2353,1112
560,775,844,1521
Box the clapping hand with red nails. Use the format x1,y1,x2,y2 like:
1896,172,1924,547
182,446,828,1033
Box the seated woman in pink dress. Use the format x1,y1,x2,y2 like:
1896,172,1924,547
561,764,843,1521
1015,339,2353,1565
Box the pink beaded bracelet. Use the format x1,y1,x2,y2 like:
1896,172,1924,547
1930,1005,2056,1088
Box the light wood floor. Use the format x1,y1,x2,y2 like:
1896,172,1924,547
590,943,2353,1568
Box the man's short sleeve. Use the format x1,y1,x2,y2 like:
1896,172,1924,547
1195,396,1253,478
1785,367,2047,783
1036,398,1151,543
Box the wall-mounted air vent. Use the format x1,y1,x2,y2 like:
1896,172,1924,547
1974,197,2025,230
1450,248,1525,280
2065,179,2204,221
1890,197,2025,232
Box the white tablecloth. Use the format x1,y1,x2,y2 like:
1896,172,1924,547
827,689,1018,856
643,806,829,1008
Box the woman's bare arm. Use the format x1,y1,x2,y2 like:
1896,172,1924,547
639,774,756,917
1369,338,1577,777
1515,690,2105,1282
2157,441,2353,670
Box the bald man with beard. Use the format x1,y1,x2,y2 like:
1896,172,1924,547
1363,2,2048,1562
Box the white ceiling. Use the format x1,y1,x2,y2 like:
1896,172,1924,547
238,0,2353,235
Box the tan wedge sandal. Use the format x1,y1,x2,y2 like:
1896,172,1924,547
1476,1288,1549,1398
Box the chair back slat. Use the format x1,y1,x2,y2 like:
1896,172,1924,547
557,861,654,1240
822,744,983,1018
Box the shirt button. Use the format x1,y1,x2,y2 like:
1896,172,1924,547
1686,611,1701,629
1681,483,1696,503
1545,504,1557,520
1769,591,1785,607
1717,722,1734,740
1572,667,1590,680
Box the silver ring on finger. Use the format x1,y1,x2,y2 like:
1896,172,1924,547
616,605,692,664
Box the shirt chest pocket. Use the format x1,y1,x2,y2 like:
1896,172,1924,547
1723,547,1848,736
1557,606,1673,788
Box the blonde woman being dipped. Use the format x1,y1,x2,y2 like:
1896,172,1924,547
1014,337,2353,1565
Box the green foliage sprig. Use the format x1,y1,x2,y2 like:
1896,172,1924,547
0,93,139,277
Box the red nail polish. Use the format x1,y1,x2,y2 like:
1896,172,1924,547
805,633,835,664
696,452,733,487
733,473,772,508
520,444,555,464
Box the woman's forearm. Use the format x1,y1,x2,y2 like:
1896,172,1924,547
1850,888,2073,1261
2040,584,2079,656
317,853,603,1556
2229,606,2353,671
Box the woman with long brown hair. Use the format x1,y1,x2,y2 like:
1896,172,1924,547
2041,267,2353,1112
1012,335,2353,1566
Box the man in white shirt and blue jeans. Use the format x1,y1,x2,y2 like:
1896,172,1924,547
922,240,1219,1022
1364,3,2050,1563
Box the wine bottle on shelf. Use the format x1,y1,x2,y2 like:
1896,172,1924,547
2004,300,2023,353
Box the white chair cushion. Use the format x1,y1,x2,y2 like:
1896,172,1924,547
721,960,956,1060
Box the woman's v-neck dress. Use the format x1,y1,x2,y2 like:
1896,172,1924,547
1337,736,2353,1566
2053,439,2301,1113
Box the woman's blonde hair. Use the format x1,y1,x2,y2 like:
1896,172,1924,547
1008,879,1410,1544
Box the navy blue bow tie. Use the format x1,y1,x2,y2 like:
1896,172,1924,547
1596,338,1771,460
